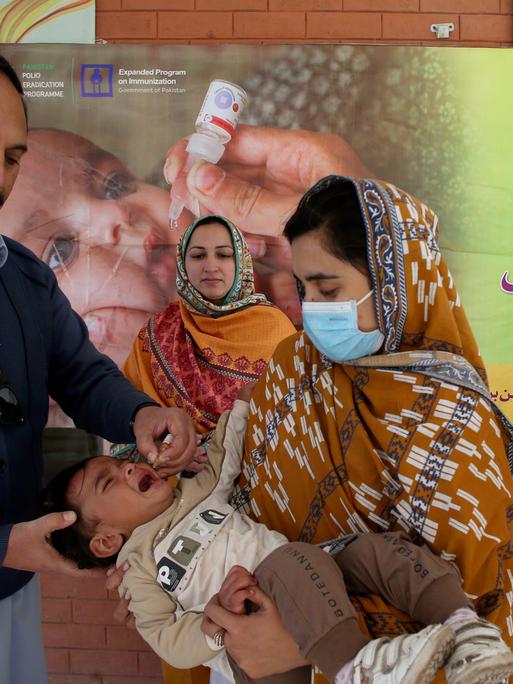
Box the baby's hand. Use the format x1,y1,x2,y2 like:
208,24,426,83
183,445,208,474
238,381,257,403
218,565,258,615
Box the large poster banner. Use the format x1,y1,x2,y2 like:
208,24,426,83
2,44,512,424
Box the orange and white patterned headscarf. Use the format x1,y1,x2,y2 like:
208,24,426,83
176,214,269,317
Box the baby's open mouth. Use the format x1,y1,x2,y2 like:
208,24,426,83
138,473,154,493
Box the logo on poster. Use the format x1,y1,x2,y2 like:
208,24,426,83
81,64,114,97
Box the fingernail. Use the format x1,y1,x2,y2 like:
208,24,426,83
122,561,130,571
125,590,132,600
164,156,181,185
147,451,157,463
63,511,76,523
189,161,226,196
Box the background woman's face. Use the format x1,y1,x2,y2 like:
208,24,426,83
2,128,181,367
184,222,236,303
291,229,378,333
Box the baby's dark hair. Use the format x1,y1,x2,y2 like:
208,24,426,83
41,457,118,569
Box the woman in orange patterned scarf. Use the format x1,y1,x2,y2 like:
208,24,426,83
123,214,295,434
220,176,513,682
123,214,295,684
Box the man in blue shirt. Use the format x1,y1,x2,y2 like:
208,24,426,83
0,55,197,683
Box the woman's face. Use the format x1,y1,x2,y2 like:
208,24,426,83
291,229,378,333
184,222,236,303
2,128,182,367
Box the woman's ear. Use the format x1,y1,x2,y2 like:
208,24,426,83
89,532,124,559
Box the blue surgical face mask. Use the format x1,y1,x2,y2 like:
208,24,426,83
302,290,385,362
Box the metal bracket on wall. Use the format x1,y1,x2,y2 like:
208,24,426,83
430,22,455,39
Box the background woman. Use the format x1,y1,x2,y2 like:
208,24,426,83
122,214,295,684
209,176,513,683
123,214,296,434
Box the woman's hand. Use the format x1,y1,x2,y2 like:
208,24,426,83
204,585,308,678
164,125,372,238
201,593,224,641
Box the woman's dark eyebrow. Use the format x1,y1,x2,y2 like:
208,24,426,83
304,273,341,282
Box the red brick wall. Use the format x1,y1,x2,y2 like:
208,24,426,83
43,1,512,682
42,573,162,684
96,0,513,45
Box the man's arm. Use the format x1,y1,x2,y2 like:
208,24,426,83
0,524,13,567
45,266,197,466
46,267,155,443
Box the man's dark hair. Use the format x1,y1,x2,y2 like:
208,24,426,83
41,458,118,569
283,176,369,278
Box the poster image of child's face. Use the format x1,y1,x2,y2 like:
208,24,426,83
2,128,182,368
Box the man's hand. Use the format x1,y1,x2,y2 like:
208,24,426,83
154,444,208,479
204,585,308,678
218,565,257,614
2,514,104,578
132,406,197,472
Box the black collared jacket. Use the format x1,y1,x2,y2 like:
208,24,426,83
0,236,153,599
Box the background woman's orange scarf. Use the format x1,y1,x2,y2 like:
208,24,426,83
131,300,295,432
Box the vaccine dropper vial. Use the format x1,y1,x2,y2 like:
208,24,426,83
168,79,248,228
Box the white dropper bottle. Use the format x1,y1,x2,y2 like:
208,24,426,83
168,79,248,228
